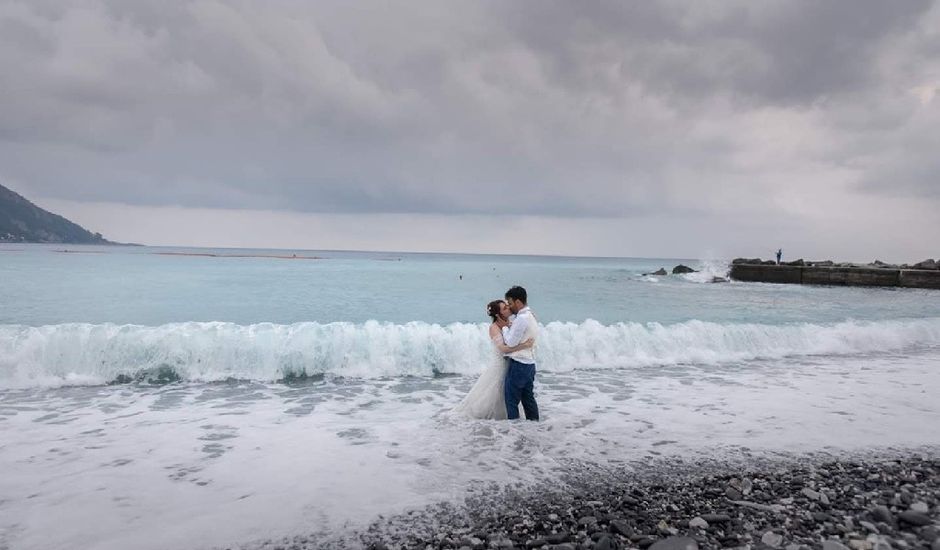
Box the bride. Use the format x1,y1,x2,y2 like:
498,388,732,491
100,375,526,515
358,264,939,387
454,299,534,420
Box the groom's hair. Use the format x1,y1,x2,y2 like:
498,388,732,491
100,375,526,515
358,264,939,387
505,286,527,304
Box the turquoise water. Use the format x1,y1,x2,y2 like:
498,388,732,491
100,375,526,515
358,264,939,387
2,243,936,327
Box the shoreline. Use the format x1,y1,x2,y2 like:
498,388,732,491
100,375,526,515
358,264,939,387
246,450,940,550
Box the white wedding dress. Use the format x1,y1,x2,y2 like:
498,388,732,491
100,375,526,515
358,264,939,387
453,334,516,420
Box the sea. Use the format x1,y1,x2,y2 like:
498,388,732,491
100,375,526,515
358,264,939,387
1,244,938,550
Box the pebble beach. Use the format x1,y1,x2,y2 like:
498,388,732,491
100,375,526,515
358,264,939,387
244,452,940,550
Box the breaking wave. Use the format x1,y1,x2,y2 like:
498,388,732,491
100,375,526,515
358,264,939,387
1,318,938,388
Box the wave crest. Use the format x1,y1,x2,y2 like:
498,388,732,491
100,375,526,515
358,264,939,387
1,318,938,388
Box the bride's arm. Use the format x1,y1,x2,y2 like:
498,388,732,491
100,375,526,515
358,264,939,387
490,324,533,353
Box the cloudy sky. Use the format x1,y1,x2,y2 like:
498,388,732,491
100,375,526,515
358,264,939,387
1,1,938,261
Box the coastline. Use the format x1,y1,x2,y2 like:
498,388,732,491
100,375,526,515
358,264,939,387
244,450,940,550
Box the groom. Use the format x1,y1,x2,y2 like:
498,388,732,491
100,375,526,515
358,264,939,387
501,286,539,421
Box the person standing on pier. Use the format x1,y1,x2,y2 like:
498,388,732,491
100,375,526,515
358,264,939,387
776,248,783,264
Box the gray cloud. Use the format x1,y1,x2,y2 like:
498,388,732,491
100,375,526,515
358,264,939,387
0,0,938,223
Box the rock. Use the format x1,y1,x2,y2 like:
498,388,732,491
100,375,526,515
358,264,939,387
546,533,570,544
812,512,833,522
578,516,598,527
732,258,762,265
871,505,896,526
650,268,667,276
822,541,851,550
802,488,823,501
913,259,938,270
729,478,753,495
849,540,873,550
910,502,930,513
871,260,899,268
688,517,708,529
701,513,731,523
649,537,699,550
609,520,633,537
897,510,932,526
741,478,754,495
526,539,547,548
672,264,697,274
729,500,785,513
761,531,784,548
810,260,834,267
710,276,728,283
784,259,805,266
594,536,613,550
859,521,880,534
726,487,744,500
931,538,940,550
921,526,940,541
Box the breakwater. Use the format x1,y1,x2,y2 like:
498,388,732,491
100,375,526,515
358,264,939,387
730,259,940,289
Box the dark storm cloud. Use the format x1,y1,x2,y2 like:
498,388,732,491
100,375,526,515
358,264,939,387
0,0,937,217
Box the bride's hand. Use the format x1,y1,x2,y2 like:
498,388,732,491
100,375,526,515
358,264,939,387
520,338,534,349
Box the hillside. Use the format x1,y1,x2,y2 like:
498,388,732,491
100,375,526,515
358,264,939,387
0,184,112,244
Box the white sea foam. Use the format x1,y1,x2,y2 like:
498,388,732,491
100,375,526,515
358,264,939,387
679,259,731,283
2,317,939,388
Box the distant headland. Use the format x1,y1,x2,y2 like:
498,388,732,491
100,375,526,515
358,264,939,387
0,183,129,245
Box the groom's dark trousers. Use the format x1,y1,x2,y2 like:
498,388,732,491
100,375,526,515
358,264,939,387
505,358,539,420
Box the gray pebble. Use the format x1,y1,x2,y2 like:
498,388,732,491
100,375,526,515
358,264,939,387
578,516,598,527
859,521,880,534
649,536,699,550
872,506,896,526
897,511,932,526
761,531,784,548
609,520,632,537
802,488,822,501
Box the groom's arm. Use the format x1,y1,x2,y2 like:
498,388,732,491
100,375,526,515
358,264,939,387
502,313,529,347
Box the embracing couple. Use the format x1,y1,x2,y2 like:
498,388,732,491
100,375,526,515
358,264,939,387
454,286,540,421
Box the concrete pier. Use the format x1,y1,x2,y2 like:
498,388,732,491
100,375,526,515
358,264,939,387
730,263,940,289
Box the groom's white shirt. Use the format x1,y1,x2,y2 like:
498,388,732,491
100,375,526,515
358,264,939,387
501,306,537,365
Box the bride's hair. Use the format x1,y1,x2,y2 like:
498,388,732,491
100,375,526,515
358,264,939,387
486,300,505,322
